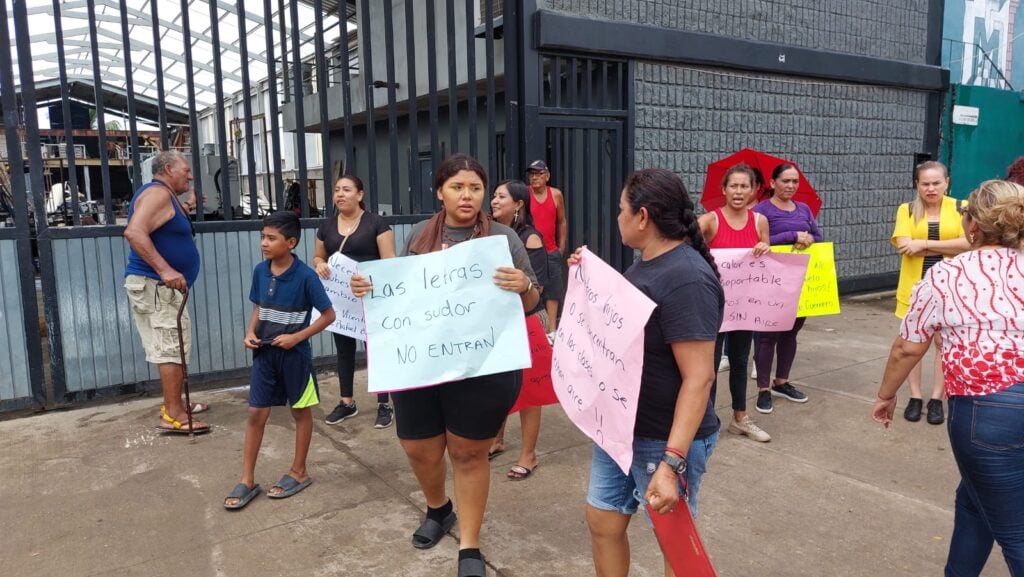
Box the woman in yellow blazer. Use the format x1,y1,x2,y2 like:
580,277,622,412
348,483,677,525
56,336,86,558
891,161,969,425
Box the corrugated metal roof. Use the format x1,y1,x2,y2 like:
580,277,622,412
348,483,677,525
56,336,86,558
10,0,352,115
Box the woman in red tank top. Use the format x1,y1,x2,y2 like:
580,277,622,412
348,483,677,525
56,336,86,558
698,164,772,442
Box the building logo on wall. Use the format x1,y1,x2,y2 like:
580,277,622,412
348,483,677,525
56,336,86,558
961,0,1014,88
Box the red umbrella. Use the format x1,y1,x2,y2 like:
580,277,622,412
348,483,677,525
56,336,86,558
701,148,822,217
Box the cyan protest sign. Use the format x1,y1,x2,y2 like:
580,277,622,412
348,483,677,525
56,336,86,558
359,235,531,393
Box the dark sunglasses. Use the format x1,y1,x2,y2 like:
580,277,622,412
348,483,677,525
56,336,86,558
958,204,972,218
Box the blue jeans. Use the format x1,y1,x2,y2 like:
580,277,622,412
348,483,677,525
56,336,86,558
586,431,719,520
945,383,1024,577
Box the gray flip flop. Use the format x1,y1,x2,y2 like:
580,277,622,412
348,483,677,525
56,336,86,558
224,483,261,510
267,474,313,499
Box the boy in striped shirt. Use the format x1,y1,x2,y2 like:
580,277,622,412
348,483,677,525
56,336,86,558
224,211,335,510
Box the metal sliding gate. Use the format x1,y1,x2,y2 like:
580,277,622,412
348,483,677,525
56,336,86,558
1,1,637,411
535,54,635,271
0,0,521,411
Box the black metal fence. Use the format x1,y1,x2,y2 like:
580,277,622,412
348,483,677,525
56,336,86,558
0,0,523,410
0,0,637,411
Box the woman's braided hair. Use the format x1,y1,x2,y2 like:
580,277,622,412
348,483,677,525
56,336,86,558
623,168,720,280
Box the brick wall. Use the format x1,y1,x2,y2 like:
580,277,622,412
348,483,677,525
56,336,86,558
634,63,927,280
542,0,930,63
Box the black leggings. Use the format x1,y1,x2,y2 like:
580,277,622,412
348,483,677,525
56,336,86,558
714,330,752,412
755,317,807,390
334,333,388,404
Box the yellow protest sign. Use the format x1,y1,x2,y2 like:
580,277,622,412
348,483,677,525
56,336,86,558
771,242,840,317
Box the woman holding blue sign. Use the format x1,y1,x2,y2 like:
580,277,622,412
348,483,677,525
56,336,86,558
576,168,723,577
312,175,396,428
351,154,539,577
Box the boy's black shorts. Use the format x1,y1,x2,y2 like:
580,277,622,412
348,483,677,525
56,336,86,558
391,370,522,440
249,346,320,408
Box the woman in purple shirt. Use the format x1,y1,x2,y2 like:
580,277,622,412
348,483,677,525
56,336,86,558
751,163,822,414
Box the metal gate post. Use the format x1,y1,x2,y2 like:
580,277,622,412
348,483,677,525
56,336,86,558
504,0,543,176
6,1,65,405
0,1,43,408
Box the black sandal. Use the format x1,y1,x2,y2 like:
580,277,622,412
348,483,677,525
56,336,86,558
457,557,487,577
411,510,457,549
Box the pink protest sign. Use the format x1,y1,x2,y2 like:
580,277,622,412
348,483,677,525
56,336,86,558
552,248,656,475
711,249,810,332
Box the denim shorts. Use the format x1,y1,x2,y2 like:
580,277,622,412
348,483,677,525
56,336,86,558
587,431,719,521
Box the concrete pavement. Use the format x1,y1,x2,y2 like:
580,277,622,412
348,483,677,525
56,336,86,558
0,296,1011,576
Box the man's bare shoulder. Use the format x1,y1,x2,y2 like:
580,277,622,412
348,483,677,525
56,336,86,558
133,184,173,214
127,184,175,233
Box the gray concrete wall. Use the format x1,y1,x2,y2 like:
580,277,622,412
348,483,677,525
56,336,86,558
542,0,933,283
541,0,930,63
634,64,926,280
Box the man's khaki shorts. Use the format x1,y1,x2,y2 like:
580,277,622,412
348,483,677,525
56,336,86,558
124,274,192,365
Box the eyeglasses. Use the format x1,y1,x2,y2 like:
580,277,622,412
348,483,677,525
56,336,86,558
958,205,972,218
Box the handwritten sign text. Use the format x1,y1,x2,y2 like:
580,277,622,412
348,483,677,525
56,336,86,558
711,249,809,332
552,248,655,474
360,235,531,393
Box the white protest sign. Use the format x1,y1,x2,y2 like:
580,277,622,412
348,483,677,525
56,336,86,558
359,235,531,393
552,248,656,475
311,252,367,340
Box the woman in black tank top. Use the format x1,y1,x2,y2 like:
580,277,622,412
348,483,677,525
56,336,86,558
488,179,551,481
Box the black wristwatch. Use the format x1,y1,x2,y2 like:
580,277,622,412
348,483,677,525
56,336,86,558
661,452,687,475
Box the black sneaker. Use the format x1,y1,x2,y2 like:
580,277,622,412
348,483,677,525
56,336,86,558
755,390,773,414
771,382,808,403
904,398,923,422
926,399,945,425
325,402,358,425
374,404,394,429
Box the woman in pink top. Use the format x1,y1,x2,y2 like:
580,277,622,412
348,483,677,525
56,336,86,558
873,180,1024,576
700,164,771,442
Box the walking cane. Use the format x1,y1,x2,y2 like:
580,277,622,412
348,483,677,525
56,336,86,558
176,286,196,442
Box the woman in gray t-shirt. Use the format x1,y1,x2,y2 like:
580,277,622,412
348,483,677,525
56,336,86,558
351,154,538,577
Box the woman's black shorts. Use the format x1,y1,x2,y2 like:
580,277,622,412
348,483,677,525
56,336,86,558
391,370,522,440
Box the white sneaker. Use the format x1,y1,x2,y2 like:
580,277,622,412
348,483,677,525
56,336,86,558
718,357,730,372
728,416,771,442
750,365,758,380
